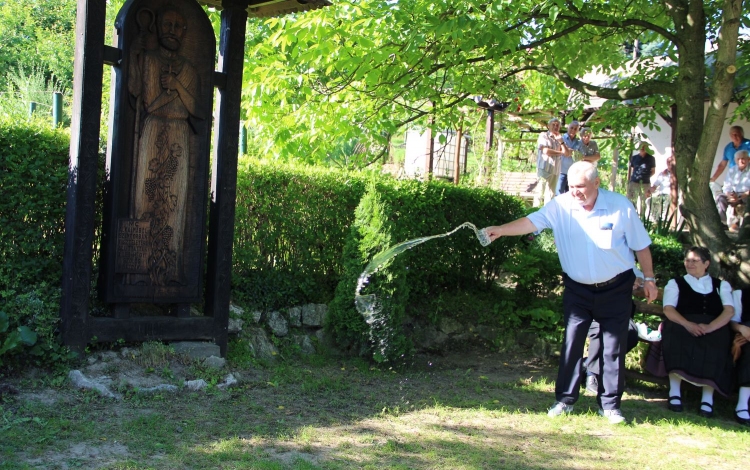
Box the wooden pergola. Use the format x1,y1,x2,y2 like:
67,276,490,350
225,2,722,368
60,0,329,356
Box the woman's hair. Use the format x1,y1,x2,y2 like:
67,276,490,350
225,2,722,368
686,246,711,263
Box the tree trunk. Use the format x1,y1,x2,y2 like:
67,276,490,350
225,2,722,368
675,0,747,285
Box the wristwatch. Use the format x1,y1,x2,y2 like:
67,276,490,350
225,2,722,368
644,277,656,282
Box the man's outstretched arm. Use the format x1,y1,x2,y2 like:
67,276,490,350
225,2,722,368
485,218,538,241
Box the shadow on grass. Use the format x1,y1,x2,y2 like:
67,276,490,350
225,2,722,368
2,350,749,469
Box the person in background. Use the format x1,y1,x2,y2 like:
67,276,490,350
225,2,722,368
729,287,750,426
534,118,570,206
645,155,674,223
558,121,583,195
579,128,601,164
716,150,750,232
484,161,658,424
711,126,750,182
627,143,656,215
661,246,734,418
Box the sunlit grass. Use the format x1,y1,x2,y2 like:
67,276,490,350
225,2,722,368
3,355,750,469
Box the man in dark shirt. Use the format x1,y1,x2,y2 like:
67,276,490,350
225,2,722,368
627,143,656,214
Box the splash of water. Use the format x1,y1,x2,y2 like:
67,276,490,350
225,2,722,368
354,222,491,327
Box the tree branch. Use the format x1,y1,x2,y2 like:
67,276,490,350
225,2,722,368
536,65,676,100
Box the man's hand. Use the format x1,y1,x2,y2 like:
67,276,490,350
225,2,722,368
643,280,658,303
484,226,503,242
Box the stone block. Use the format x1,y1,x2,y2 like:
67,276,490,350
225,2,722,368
302,303,327,327
292,334,316,355
246,327,279,362
229,303,245,318
228,318,243,334
267,311,289,337
287,306,302,327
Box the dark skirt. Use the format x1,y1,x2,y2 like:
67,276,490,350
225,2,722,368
737,342,750,387
662,314,733,396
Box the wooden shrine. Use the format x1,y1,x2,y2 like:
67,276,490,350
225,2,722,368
60,0,329,355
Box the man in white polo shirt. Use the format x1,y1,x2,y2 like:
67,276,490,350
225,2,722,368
485,161,658,424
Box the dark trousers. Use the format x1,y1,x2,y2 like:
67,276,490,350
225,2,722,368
556,173,569,195
557,270,635,410
715,192,746,224
586,314,639,377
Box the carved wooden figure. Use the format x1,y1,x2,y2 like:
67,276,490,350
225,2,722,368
100,0,214,304
61,0,328,355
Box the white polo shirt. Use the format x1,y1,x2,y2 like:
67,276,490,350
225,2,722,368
526,188,652,284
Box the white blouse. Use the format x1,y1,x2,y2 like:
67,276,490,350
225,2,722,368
663,274,734,308
732,290,743,323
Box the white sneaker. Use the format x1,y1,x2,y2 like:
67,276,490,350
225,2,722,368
598,408,626,424
547,401,574,417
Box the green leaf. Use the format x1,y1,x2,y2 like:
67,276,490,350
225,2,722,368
0,330,21,355
18,326,38,346
548,5,560,22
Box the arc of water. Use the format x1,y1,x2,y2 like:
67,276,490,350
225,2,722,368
354,222,491,319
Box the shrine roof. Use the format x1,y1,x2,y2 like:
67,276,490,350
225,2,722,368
199,0,332,18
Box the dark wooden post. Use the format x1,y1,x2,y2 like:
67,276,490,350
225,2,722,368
60,0,108,353
424,118,434,177
205,0,249,356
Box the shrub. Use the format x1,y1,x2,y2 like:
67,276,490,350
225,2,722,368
232,160,370,311
328,178,527,362
0,119,74,369
0,118,69,290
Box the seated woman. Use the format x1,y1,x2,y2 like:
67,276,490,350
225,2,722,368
730,287,750,426
662,246,735,417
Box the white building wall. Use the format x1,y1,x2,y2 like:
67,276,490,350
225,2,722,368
635,102,750,185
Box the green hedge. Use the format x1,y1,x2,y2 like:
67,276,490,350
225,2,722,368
327,178,527,361
0,118,72,367
0,118,69,289
232,160,370,310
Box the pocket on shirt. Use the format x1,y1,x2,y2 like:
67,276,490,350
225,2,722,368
594,229,613,249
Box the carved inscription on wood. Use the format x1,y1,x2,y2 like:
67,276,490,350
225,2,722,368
115,219,150,273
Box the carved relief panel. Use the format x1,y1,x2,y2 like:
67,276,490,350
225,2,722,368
100,0,215,303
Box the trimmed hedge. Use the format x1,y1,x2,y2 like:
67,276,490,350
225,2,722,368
232,160,370,310
0,118,69,289
327,178,527,361
0,118,73,367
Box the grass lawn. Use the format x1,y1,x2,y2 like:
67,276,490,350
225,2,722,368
1,346,748,469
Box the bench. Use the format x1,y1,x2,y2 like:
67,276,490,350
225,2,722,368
497,172,538,205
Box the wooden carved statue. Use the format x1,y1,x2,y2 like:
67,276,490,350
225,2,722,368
100,0,214,304
128,6,204,286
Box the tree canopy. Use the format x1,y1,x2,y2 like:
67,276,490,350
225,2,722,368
0,0,76,117
244,0,750,282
